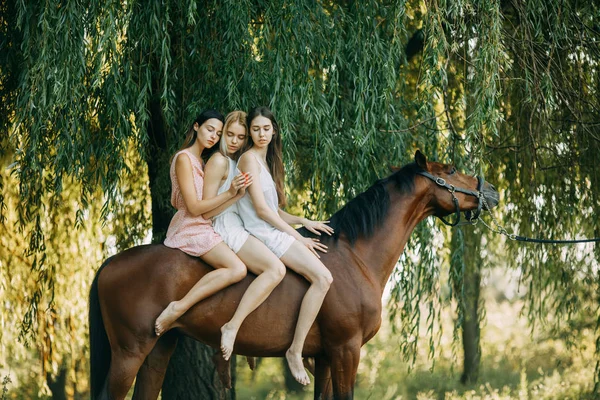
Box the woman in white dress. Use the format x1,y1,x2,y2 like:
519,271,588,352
237,106,334,385
203,110,286,361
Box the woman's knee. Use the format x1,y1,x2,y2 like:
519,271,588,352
266,260,286,282
315,269,333,290
229,262,247,282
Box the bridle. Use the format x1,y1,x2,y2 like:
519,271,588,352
417,170,600,244
417,171,486,227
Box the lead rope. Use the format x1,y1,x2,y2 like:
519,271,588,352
477,196,600,244
477,196,517,241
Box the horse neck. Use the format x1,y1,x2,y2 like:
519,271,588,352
354,183,432,292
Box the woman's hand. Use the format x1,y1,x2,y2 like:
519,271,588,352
302,219,334,236
299,236,328,258
228,173,253,197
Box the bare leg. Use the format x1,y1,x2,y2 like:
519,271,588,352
280,241,333,385
220,236,286,360
155,243,247,336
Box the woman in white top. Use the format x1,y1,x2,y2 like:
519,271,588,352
237,106,334,385
203,111,286,361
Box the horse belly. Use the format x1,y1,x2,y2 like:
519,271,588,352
177,273,323,357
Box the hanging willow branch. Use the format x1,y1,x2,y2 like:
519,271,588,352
1,1,599,389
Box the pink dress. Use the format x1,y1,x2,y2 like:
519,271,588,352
164,149,222,256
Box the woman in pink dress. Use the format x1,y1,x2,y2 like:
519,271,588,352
155,109,252,336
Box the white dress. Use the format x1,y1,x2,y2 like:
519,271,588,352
211,157,250,253
237,154,295,258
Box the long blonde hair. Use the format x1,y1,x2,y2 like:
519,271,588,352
244,107,286,207
220,111,247,161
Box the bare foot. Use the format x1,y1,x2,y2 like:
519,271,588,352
285,349,310,385
220,322,238,361
155,302,180,336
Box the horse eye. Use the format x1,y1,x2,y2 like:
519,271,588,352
449,167,456,175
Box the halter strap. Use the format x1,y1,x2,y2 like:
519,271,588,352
417,171,482,197
417,171,486,226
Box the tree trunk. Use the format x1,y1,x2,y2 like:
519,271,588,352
162,336,235,400
146,91,173,244
459,228,482,384
46,363,67,400
145,82,235,398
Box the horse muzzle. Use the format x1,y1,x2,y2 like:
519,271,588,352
482,183,499,210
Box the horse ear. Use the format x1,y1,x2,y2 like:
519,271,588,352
415,150,427,169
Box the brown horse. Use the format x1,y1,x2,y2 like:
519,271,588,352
89,150,499,400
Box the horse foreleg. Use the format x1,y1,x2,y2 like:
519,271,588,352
313,356,333,400
328,342,361,400
132,332,179,400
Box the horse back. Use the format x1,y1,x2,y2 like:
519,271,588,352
97,244,324,357
97,240,381,357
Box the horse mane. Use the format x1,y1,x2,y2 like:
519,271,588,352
298,162,421,244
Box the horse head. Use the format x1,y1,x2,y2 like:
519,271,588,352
413,150,499,223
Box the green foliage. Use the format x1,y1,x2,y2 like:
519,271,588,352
1,375,10,400
0,144,149,396
2,0,424,336
397,0,600,380
1,0,600,394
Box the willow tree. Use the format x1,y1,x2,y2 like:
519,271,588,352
2,0,415,396
2,0,599,397
408,0,600,386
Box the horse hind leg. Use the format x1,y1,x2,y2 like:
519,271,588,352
103,350,146,400
132,332,179,400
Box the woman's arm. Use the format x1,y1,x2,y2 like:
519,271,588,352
238,153,327,256
202,154,252,219
278,209,334,236
277,209,306,226
176,153,244,217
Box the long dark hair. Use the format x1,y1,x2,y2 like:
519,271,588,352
174,109,225,162
244,106,286,207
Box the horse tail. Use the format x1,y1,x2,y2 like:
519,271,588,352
89,256,114,400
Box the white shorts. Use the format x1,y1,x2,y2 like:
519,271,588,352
212,212,250,254
250,227,295,258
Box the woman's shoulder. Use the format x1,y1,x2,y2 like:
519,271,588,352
174,151,205,176
238,151,257,166
206,152,229,169
174,151,193,167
